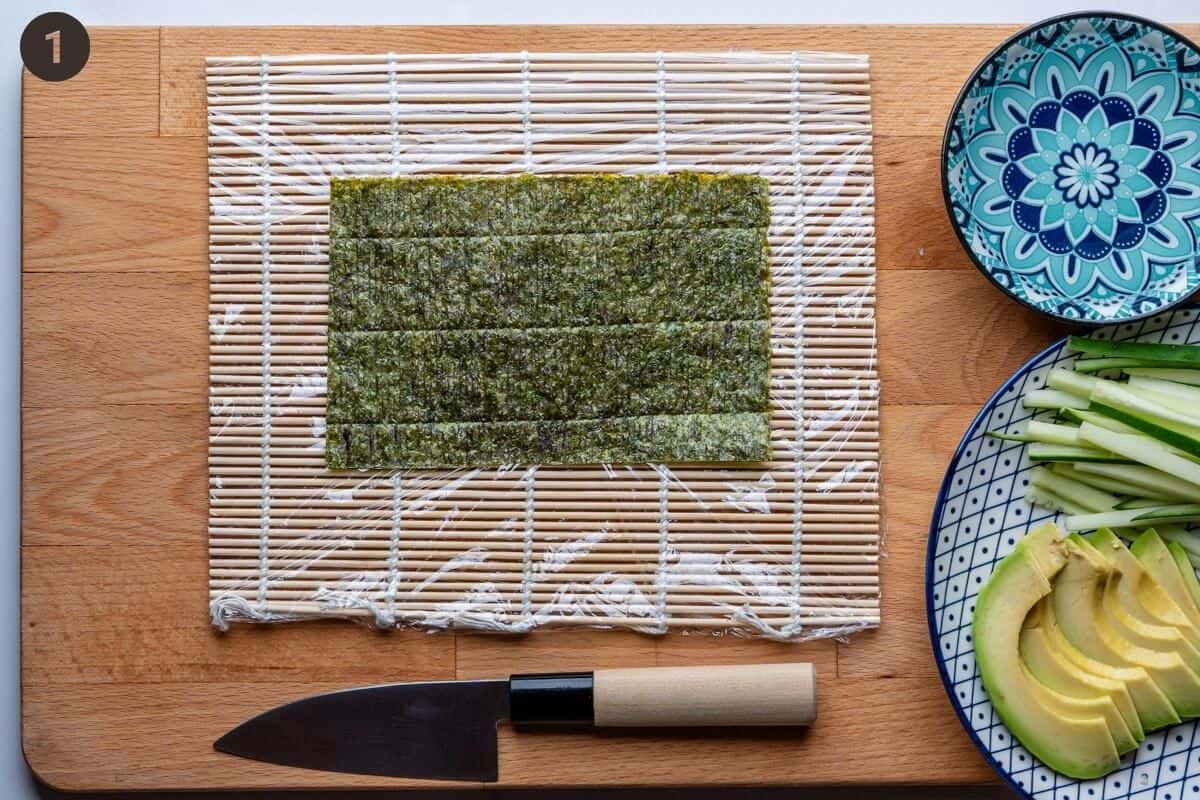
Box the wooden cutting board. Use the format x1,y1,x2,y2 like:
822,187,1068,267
24,22,1197,793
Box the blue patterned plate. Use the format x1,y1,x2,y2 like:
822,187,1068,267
943,13,1200,324
928,307,1200,799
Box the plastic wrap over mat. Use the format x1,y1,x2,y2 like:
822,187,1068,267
206,50,880,638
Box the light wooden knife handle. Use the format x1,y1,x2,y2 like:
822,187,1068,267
592,663,816,727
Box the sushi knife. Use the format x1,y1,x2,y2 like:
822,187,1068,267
214,662,817,782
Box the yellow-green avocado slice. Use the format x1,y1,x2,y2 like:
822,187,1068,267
1131,529,1200,628
1086,529,1200,656
1053,536,1200,718
1070,534,1200,671
1039,597,1178,732
1021,602,1144,750
1075,534,1200,671
1019,529,1139,753
974,524,1120,778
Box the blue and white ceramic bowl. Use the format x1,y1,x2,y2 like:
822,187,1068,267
943,13,1200,324
928,307,1200,799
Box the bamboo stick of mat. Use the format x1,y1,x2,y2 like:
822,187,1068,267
205,49,879,637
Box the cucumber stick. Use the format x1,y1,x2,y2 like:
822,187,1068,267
1113,497,1166,510
1099,381,1200,431
1125,367,1200,386
1049,462,1173,500
1046,368,1102,398
987,421,1081,446
993,336,1200,536
1073,357,1168,373
1089,379,1200,456
1133,504,1200,522
1071,405,1198,460
1126,375,1200,412
1068,336,1200,364
1060,408,1142,434
1023,389,1089,410
1168,540,1200,576
1072,462,1200,503
1025,486,1090,515
1029,421,1083,446
1163,531,1200,566
1026,442,1130,463
1077,422,1200,488
987,431,1036,444
1064,504,1200,532
1029,466,1118,512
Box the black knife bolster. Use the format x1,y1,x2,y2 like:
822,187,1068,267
508,672,595,726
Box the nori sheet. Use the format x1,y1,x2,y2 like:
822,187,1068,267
325,172,772,469
327,320,770,424
329,173,770,239
327,413,771,470
328,228,769,331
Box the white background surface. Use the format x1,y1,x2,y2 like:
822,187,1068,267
5,1,1199,796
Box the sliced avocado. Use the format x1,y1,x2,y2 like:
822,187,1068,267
1017,521,1070,580
1132,529,1200,628
1091,528,1200,634
1167,540,1200,611
1081,531,1200,660
974,541,1120,778
1052,537,1200,718
1099,574,1200,672
1040,597,1179,731
1021,602,1143,749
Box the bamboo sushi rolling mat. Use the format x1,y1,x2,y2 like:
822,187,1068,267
205,50,880,637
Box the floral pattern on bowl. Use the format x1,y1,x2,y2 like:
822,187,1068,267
944,14,1200,323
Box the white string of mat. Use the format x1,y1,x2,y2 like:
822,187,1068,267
256,54,273,613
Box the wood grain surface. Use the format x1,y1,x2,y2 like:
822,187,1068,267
25,22,1198,793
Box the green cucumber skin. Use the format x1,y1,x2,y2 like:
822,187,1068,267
1061,408,1141,436
987,431,1037,444
1068,335,1200,365
1051,463,1167,499
1073,463,1200,503
1078,422,1200,488
1114,498,1172,510
1027,451,1132,465
1131,504,1200,523
1125,368,1200,386
1073,358,1165,374
1065,506,1200,531
1089,402,1200,458
1110,380,1200,426
1125,378,1200,417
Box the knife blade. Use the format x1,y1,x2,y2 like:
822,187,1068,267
214,662,817,782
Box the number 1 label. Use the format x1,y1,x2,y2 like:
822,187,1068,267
45,29,60,64
21,12,91,82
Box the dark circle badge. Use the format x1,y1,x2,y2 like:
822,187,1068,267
21,12,89,82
